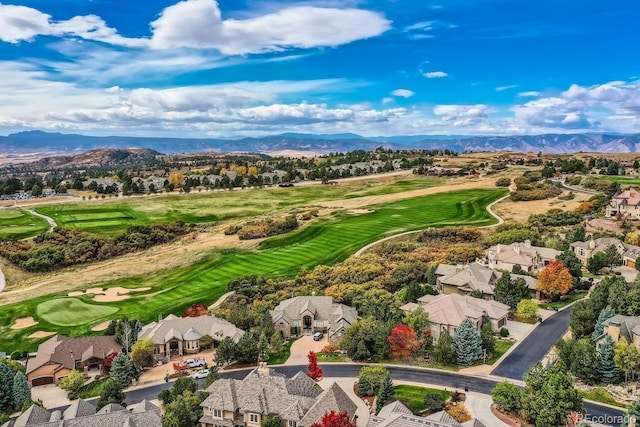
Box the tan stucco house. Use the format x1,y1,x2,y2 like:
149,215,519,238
477,240,560,273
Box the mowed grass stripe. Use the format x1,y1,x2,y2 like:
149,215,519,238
0,209,50,240
0,188,505,353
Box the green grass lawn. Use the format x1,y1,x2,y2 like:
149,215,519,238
31,176,440,236
0,209,50,240
78,378,108,399
579,388,629,409
597,176,640,186
266,340,294,365
36,298,119,326
539,290,588,310
393,385,452,414
0,188,505,353
484,340,514,365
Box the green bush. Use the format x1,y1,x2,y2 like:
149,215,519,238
499,328,509,337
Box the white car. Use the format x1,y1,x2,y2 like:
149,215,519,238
192,369,210,379
185,358,206,368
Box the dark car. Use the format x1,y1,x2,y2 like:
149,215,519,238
313,332,324,341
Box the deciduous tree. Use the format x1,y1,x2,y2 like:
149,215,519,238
161,390,206,427
491,381,521,413
130,339,155,371
96,378,126,410
356,366,388,397
59,370,85,399
310,410,356,427
570,300,597,339
387,324,420,358
494,272,530,309
432,330,455,365
537,261,572,299
307,351,323,381
517,299,538,319
614,337,640,382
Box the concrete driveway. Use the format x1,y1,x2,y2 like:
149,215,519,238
285,335,328,365
504,320,535,341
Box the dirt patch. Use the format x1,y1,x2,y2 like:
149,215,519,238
91,320,112,332
93,286,151,303
11,316,38,329
27,331,56,339
492,191,590,223
587,218,622,233
346,209,375,215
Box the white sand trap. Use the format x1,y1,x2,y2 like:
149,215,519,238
67,291,84,297
28,331,55,339
11,316,38,329
86,287,105,295
93,286,151,303
346,209,375,215
91,320,112,331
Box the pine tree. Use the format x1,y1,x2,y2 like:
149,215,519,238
0,363,15,414
258,332,269,362
533,369,584,427
375,374,394,414
110,352,135,389
453,319,484,366
598,335,622,384
592,306,616,341
433,330,455,365
480,322,495,355
96,378,126,410
12,371,30,409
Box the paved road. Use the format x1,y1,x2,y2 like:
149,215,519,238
491,307,571,379
120,363,624,426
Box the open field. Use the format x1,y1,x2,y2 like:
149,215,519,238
36,298,119,326
0,188,506,353
0,209,50,240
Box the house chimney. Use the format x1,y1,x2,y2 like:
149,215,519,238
514,245,520,254
496,244,501,254
589,239,595,250
524,240,531,248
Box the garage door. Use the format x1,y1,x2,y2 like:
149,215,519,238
31,377,54,386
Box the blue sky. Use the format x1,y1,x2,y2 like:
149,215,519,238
0,0,638,137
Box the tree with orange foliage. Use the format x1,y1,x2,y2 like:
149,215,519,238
387,324,420,358
537,260,572,299
307,351,323,381
181,304,209,318
310,411,356,427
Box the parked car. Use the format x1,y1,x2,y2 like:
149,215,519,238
184,358,206,368
313,332,324,341
192,369,210,379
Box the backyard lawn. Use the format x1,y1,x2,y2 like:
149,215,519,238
393,385,452,414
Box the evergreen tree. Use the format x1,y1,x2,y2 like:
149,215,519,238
512,264,526,275
598,335,622,384
270,332,284,353
204,366,221,388
257,332,269,362
375,374,394,415
494,272,529,309
96,378,126,410
556,249,583,282
592,306,616,341
432,330,455,365
622,401,640,427
480,322,495,355
533,369,583,427
0,363,15,414
110,352,135,389
12,371,30,409
571,340,599,385
357,376,371,397
453,319,484,366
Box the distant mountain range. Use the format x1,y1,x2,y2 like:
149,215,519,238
2,130,640,155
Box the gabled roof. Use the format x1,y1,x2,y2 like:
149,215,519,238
138,315,245,345
437,264,497,296
605,314,640,343
269,296,358,335
27,335,121,375
64,400,96,420
368,401,487,427
299,382,358,427
405,294,509,327
612,187,640,206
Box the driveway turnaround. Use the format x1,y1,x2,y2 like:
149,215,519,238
285,335,329,365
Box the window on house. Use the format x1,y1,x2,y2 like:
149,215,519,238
213,409,222,418
250,414,260,423
289,421,297,427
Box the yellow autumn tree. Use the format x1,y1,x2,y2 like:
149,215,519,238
247,166,259,176
537,260,572,299
168,172,184,188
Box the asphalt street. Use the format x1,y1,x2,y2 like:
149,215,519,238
491,307,571,379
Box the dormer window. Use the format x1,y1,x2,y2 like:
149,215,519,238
213,409,222,418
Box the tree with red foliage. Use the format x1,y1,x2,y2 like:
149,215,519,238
310,411,356,427
537,260,573,299
181,304,209,318
387,324,420,358
307,351,324,381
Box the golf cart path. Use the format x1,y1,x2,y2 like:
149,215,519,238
28,208,58,231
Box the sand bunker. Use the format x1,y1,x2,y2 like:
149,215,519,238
65,287,151,302
28,331,55,339
91,320,112,332
346,209,375,215
67,291,84,297
11,316,38,329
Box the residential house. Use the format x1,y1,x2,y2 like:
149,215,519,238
200,364,357,427
369,401,486,427
138,314,245,359
270,296,358,342
606,187,640,219
595,314,640,350
435,263,539,299
400,293,510,340
570,237,640,268
477,240,560,273
1,398,161,427
26,335,120,387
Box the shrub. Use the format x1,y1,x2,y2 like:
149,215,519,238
499,328,509,337
424,392,446,412
445,403,471,423
495,178,511,187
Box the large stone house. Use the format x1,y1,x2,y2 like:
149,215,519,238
138,314,245,359
595,314,640,350
26,335,120,387
200,364,357,427
570,237,640,268
477,240,560,273
369,401,486,427
1,398,161,427
400,294,510,340
270,296,357,342
606,187,640,219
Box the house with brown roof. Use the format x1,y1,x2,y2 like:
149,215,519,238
1,398,161,427
369,401,486,427
477,240,560,273
200,364,358,427
595,314,640,350
400,294,510,340
570,237,640,268
26,335,120,387
607,187,640,219
270,296,358,342
138,314,245,359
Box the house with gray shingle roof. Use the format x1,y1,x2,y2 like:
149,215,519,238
368,401,486,427
435,263,539,299
270,296,357,342
138,314,245,359
571,237,640,269
200,364,357,427
595,314,640,351
1,399,161,427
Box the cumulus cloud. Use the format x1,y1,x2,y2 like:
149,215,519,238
424,71,447,78
0,3,145,46
433,104,489,121
391,89,415,98
149,0,391,54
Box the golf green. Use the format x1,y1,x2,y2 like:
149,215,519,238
36,298,119,326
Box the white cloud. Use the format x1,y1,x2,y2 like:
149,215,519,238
518,91,541,97
404,21,434,32
424,71,447,78
0,3,145,46
149,0,391,54
391,89,415,98
496,85,518,91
